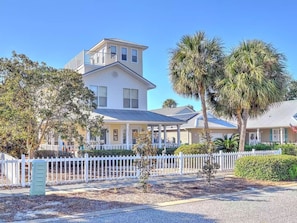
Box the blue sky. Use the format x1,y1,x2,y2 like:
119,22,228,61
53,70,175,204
1,0,296,111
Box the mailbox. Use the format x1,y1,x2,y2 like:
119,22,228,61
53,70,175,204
30,160,47,196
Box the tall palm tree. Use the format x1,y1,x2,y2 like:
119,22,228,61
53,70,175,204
213,40,288,151
169,31,224,142
162,99,177,108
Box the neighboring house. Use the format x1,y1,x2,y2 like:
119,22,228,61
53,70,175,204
246,100,297,145
151,106,238,144
43,38,184,151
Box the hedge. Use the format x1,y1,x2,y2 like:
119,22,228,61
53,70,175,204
174,143,207,155
235,155,297,181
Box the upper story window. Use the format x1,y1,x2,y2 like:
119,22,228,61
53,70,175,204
98,86,107,107
121,47,127,61
102,48,105,64
131,49,138,63
110,46,116,58
89,85,107,108
123,88,138,108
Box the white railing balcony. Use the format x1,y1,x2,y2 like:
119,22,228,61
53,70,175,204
64,50,118,71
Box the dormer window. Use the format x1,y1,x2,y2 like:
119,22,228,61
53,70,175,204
121,47,127,61
131,49,138,63
110,46,116,58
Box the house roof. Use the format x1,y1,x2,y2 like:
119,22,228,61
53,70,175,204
247,100,297,129
93,109,185,125
151,106,196,116
83,61,156,90
89,38,148,52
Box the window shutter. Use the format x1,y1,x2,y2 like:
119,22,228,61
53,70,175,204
285,128,288,142
270,129,272,142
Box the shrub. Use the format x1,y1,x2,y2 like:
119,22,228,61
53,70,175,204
280,144,297,156
34,150,73,158
174,143,207,155
77,149,134,157
244,144,274,151
235,155,297,181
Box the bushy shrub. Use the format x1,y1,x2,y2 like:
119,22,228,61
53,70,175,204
280,144,297,156
174,143,207,155
34,150,73,158
77,149,134,157
235,155,297,181
244,144,274,151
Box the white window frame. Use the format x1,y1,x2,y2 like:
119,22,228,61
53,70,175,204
98,86,107,107
89,85,98,108
121,47,127,61
110,45,117,58
123,88,139,108
131,49,138,63
272,129,285,142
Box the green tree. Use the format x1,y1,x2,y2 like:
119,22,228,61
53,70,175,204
162,99,177,108
211,40,288,151
169,31,224,142
0,52,104,157
214,134,240,152
285,80,297,100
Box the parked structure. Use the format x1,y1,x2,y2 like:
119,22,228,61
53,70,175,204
42,38,184,151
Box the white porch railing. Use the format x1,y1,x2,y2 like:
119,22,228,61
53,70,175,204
0,149,281,187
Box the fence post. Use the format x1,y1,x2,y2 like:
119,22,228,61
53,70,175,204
84,153,89,183
21,154,26,187
252,149,256,156
219,150,223,171
179,152,183,175
278,148,282,155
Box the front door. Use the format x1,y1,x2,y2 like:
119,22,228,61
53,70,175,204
249,132,257,145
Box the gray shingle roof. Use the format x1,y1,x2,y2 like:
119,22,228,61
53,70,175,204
93,109,185,124
247,100,297,128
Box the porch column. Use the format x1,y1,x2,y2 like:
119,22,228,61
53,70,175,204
177,125,181,146
58,136,63,151
126,123,130,149
256,128,260,144
163,125,167,148
280,127,283,144
86,131,90,143
158,124,162,148
151,126,154,144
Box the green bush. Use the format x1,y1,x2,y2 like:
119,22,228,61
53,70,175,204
244,144,274,151
280,144,297,156
174,143,207,155
77,149,134,157
34,150,73,158
235,155,297,181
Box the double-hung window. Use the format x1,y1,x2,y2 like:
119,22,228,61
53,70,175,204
90,85,107,107
123,88,138,108
131,49,138,63
110,45,116,58
121,47,127,61
98,86,107,107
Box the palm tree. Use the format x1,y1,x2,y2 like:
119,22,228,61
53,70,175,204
162,99,177,108
169,31,224,142
212,40,288,151
214,134,239,152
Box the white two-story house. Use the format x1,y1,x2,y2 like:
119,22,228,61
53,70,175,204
62,38,184,150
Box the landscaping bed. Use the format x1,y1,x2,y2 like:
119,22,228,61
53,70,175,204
0,176,295,222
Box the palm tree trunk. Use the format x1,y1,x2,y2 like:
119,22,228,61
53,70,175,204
200,87,210,143
239,109,248,152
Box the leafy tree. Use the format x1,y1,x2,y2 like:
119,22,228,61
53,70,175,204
162,98,177,108
285,80,297,100
169,31,224,142
210,40,288,151
0,52,104,157
214,134,239,152
133,131,157,192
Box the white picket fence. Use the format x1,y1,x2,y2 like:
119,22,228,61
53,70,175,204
0,149,281,187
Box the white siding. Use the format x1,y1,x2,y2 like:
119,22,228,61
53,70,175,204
83,66,148,110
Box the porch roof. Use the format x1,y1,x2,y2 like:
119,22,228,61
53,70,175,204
93,109,185,125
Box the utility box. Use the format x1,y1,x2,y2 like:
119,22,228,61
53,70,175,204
30,160,47,196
